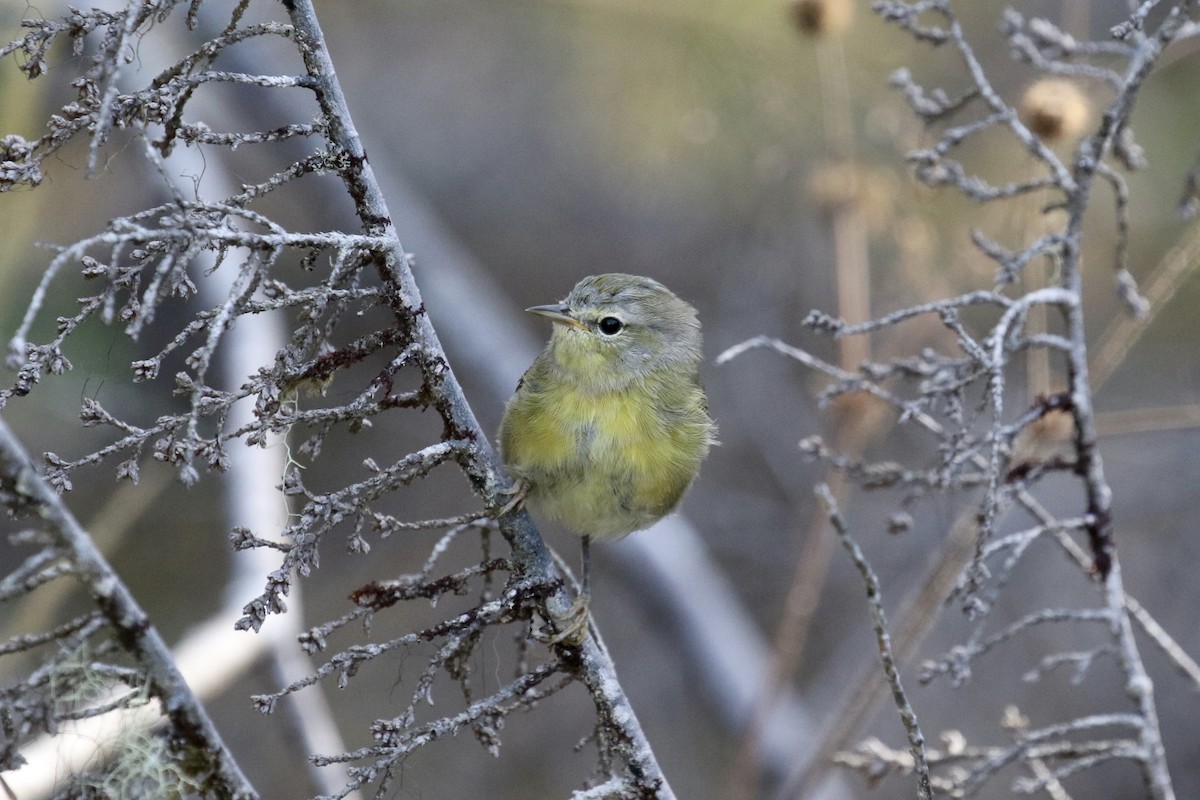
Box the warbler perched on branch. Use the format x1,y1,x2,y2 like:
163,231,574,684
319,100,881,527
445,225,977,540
499,273,716,641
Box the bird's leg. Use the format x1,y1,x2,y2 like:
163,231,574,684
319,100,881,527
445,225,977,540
580,534,591,598
538,535,591,646
494,477,531,518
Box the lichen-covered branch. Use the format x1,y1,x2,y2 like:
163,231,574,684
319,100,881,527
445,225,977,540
0,417,256,798
0,0,679,796
723,1,1193,797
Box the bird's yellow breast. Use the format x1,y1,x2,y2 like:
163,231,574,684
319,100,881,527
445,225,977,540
500,375,710,540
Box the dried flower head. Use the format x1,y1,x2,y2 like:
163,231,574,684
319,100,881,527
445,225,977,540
1007,406,1076,481
789,0,854,38
807,161,898,231
828,390,893,450
1018,79,1091,143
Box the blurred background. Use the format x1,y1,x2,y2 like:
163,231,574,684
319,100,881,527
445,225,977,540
1,0,1199,797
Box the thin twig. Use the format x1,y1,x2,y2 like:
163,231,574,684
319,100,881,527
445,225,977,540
816,484,932,799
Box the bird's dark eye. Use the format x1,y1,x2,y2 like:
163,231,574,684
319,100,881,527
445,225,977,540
598,316,623,336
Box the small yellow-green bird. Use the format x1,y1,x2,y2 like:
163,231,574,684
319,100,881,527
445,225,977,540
499,273,716,638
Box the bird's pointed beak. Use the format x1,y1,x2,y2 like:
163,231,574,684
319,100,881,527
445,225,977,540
526,303,586,330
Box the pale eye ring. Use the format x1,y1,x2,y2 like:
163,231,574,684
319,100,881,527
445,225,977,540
597,316,623,336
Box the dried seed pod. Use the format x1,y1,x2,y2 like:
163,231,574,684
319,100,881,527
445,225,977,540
789,0,854,38
1019,79,1091,143
807,161,898,231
